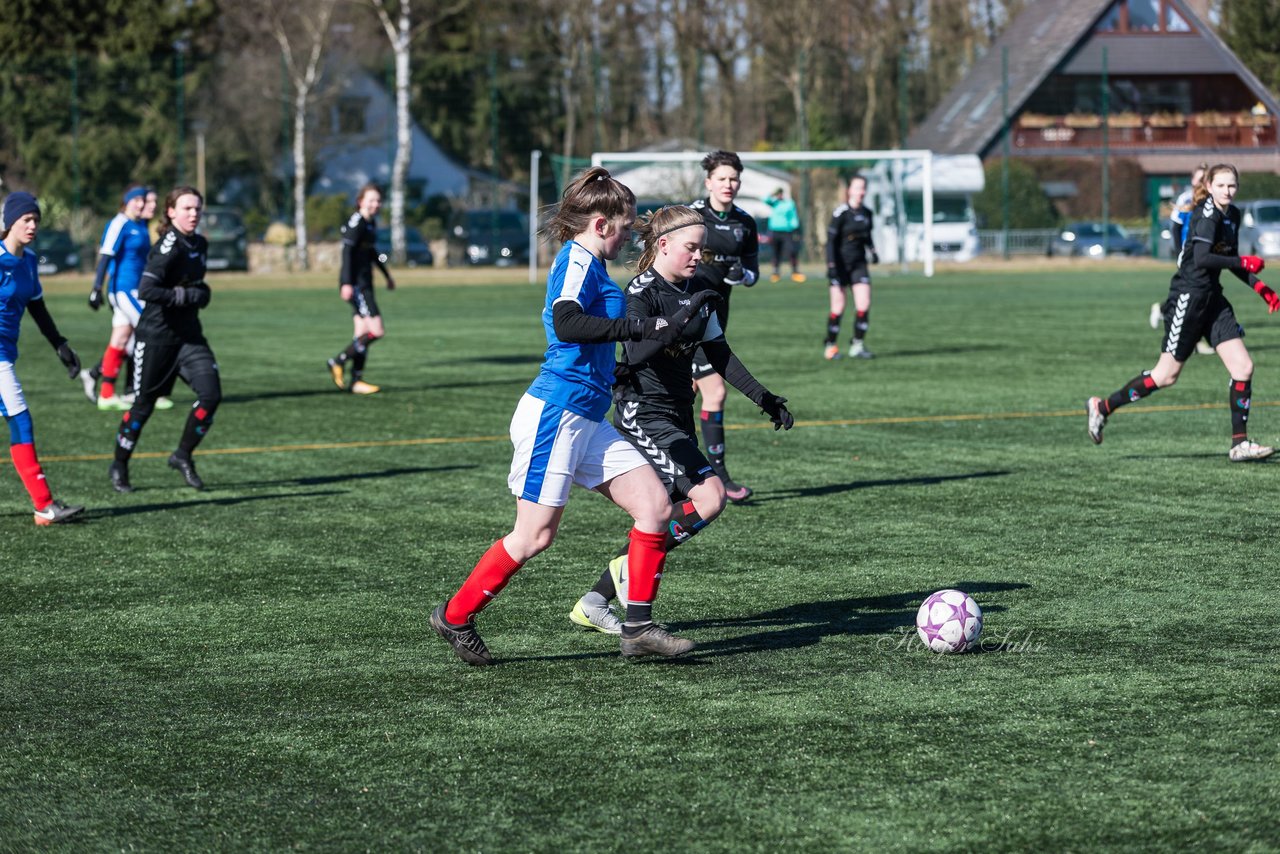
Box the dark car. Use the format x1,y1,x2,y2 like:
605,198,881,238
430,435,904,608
202,206,249,271
1048,222,1147,258
376,226,434,267
448,209,529,267
36,229,82,275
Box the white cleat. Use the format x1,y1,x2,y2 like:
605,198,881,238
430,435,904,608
1196,340,1215,355
1086,397,1107,445
1229,440,1274,462
608,554,629,608
78,369,97,402
1148,301,1163,329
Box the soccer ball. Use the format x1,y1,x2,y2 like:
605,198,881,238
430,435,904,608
915,589,983,653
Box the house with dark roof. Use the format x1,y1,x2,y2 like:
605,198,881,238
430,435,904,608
907,0,1280,176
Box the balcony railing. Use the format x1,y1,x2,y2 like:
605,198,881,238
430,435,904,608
1013,111,1277,149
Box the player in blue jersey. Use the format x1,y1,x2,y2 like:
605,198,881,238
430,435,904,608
84,184,174,411
430,167,718,666
1089,164,1278,461
0,192,85,525
327,184,394,395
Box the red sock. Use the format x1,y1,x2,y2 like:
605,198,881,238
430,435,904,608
445,538,522,624
100,346,126,399
625,527,668,604
10,443,52,511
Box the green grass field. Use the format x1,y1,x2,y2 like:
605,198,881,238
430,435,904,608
3,263,1278,851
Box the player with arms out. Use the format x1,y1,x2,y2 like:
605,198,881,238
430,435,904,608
429,168,717,666
109,187,221,492
0,191,85,525
569,205,793,633
1088,164,1277,461
825,174,878,360
327,184,394,395
689,150,760,503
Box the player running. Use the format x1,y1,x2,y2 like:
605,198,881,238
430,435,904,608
429,168,716,666
569,205,794,633
825,174,878,360
1088,163,1277,462
327,184,394,395
0,191,85,525
688,150,761,503
109,187,221,492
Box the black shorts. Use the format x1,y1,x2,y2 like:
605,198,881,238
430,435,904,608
832,264,871,287
1162,289,1243,362
613,399,715,500
132,338,220,403
350,286,379,318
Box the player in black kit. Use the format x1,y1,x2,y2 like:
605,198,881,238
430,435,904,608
825,174,878,360
688,150,761,502
109,187,221,492
568,204,793,633
327,183,394,395
1087,164,1278,462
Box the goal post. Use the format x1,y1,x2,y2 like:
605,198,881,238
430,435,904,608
588,149,941,278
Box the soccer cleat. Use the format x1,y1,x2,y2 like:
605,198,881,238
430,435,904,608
1196,340,1215,356
608,554,630,608
33,499,84,526
1149,301,1163,329
823,344,842,361
108,460,134,493
849,341,875,359
569,596,622,635
791,272,807,283
350,380,380,395
154,396,174,410
96,394,130,411
430,603,494,666
620,622,696,659
724,481,753,504
78,369,97,402
769,273,781,283
1086,397,1107,445
1229,440,1275,462
327,358,346,390
168,453,205,490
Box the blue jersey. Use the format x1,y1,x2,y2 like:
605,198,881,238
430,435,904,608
0,244,44,362
526,241,626,421
98,213,151,294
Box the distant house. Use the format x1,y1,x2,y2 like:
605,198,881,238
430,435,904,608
907,0,1280,176
309,68,473,202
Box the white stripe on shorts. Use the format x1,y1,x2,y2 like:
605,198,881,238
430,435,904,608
0,361,29,418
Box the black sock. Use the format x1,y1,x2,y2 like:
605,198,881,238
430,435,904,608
177,401,217,455
1230,378,1252,446
825,313,842,345
333,333,375,366
624,602,653,626
91,359,103,381
854,309,870,342
701,410,730,481
666,499,707,550
1104,371,1158,415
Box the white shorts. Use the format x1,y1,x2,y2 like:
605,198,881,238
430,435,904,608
0,361,28,418
109,289,143,328
507,393,649,507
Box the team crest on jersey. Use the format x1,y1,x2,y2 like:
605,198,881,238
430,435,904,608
158,232,176,255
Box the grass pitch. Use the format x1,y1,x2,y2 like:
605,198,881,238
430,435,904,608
2,263,1278,851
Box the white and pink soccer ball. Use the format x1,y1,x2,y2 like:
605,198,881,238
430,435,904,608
915,589,983,653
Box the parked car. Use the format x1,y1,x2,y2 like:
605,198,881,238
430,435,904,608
1047,222,1147,258
202,206,249,271
376,226,434,267
447,209,529,267
35,230,81,275
1238,199,1280,258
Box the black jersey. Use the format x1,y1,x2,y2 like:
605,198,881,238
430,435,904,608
826,203,875,275
136,228,209,344
615,267,724,409
688,197,760,306
340,211,379,288
1173,199,1249,293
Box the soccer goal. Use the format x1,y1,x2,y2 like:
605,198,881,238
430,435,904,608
585,148,977,279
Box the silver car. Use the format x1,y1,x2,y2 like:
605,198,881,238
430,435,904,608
1238,200,1280,258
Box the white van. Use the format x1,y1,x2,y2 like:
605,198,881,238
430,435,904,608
866,154,984,264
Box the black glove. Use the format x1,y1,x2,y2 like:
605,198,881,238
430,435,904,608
190,283,212,308
724,260,755,287
56,342,81,379
758,392,793,431
634,290,721,345
386,275,396,291
169,285,188,306
869,249,880,265
88,289,103,311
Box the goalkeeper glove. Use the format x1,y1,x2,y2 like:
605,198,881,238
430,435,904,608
1241,255,1266,274
758,392,794,431
88,289,103,311
1253,280,1280,313
55,342,81,379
